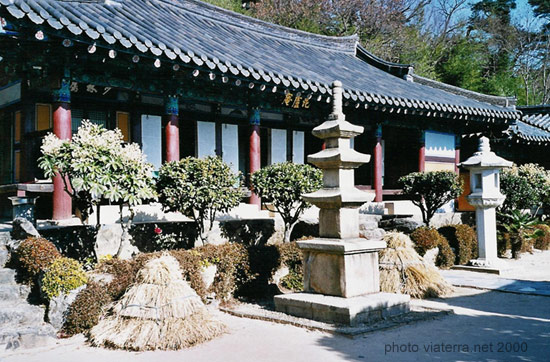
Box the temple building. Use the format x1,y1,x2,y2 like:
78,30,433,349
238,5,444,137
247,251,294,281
0,0,547,220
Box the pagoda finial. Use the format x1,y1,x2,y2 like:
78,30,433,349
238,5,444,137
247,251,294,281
332,81,343,117
479,136,491,153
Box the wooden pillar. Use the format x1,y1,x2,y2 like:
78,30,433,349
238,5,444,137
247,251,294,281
52,79,72,220
373,124,383,203
418,130,426,172
455,135,461,174
165,96,180,162
249,108,261,206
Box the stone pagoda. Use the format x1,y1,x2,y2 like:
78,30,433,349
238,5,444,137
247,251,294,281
459,137,512,273
274,81,410,326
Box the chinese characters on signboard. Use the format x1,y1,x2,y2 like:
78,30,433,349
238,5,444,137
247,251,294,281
282,92,311,109
70,82,113,96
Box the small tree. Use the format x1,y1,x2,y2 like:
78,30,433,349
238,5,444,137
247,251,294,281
39,121,156,257
156,156,242,244
500,163,550,214
251,162,322,243
398,171,463,226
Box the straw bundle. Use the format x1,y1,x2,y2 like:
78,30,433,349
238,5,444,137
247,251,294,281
90,253,226,351
379,232,453,299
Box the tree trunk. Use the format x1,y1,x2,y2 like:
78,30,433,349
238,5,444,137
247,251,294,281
283,220,298,243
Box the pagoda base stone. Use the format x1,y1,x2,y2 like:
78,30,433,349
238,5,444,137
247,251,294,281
274,292,410,326
298,238,386,298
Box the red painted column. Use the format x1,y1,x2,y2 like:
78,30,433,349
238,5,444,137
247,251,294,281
454,135,461,174
52,79,72,220
373,124,383,202
249,108,261,206
419,130,426,172
165,96,180,162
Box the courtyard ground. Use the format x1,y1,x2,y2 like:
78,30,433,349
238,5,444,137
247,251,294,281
2,274,549,361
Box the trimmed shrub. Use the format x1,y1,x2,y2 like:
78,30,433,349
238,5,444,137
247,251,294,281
500,164,550,213
251,162,322,242
398,171,463,226
62,281,110,336
157,156,242,244
96,244,253,302
438,224,478,265
410,227,455,269
534,224,550,250
277,242,303,291
41,257,88,299
16,237,61,282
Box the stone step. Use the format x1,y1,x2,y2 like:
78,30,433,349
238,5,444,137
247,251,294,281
0,303,46,327
0,268,16,284
0,284,31,303
0,324,56,350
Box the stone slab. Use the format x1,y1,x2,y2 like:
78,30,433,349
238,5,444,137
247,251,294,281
451,265,514,275
274,292,410,326
297,238,386,255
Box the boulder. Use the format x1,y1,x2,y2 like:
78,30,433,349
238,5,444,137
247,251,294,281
47,285,86,331
95,224,140,260
290,218,319,240
95,224,123,259
11,218,40,241
378,217,421,234
423,247,439,266
360,228,386,240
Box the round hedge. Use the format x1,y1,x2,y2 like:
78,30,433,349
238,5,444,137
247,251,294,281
533,224,550,250
16,237,61,281
63,281,110,336
410,227,455,269
438,224,478,265
41,257,87,299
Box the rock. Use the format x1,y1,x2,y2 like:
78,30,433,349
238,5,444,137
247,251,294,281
200,265,217,290
95,224,123,259
423,247,439,266
47,285,86,331
11,218,40,241
360,228,386,240
378,217,420,233
0,246,9,269
86,271,114,286
271,266,289,285
95,224,140,261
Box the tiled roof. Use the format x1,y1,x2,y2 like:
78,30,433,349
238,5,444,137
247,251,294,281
0,0,519,120
509,119,550,143
508,106,550,143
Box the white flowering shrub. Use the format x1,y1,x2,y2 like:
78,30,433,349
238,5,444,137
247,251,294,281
39,121,156,226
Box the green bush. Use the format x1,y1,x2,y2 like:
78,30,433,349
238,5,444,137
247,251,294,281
498,210,541,259
438,224,478,265
534,224,550,250
62,281,110,336
410,227,455,269
41,257,88,299
16,237,61,282
251,162,322,242
398,171,463,226
277,242,303,291
500,164,550,213
157,156,242,244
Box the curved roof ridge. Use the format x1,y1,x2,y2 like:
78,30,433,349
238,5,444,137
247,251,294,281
159,0,359,53
412,74,516,109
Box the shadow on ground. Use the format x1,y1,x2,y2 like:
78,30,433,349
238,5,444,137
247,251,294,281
315,290,550,361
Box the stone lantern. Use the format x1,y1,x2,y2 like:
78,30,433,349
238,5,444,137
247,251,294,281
274,81,409,326
460,137,512,270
